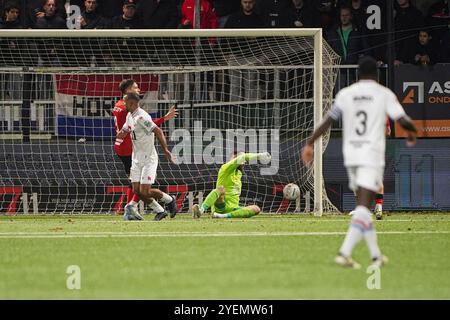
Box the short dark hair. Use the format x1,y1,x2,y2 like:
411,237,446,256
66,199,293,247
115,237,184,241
119,79,136,94
4,1,20,12
340,5,353,14
358,56,377,78
123,92,140,103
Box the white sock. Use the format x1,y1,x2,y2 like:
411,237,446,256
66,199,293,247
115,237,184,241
375,203,382,211
129,200,138,206
159,192,173,204
213,213,228,218
364,229,381,259
149,199,164,213
339,205,371,257
339,224,363,257
199,206,205,214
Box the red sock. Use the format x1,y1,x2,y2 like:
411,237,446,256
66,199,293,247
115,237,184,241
375,194,384,205
126,187,134,204
132,194,140,203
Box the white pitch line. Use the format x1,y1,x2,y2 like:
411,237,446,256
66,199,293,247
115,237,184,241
1,218,449,223
0,230,448,239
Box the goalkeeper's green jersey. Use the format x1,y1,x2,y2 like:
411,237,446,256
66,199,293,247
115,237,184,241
214,153,260,211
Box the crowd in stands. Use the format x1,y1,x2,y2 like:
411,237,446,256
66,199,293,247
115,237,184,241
0,0,449,65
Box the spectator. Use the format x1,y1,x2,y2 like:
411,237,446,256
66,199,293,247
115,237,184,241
138,0,179,29
26,0,65,28
326,6,369,89
349,0,367,32
326,6,369,64
72,0,123,19
426,0,450,40
255,0,294,27
353,0,389,64
96,0,124,19
224,0,264,102
79,0,108,29
409,29,438,66
110,0,141,29
394,0,424,66
440,18,450,63
33,0,66,28
285,0,319,28
211,0,240,28
180,0,217,29
0,1,23,69
0,1,22,28
315,0,338,31
224,0,264,28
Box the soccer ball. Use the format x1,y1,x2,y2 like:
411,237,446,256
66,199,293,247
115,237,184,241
283,183,300,200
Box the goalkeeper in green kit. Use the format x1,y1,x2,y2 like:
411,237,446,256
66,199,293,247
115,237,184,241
192,152,271,219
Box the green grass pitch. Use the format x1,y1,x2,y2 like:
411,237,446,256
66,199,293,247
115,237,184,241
0,213,449,299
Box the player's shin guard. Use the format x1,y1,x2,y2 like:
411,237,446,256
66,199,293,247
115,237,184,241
228,207,256,218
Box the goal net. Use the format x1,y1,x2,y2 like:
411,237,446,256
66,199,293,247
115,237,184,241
0,29,340,215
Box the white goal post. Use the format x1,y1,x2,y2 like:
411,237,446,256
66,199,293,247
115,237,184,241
0,28,340,215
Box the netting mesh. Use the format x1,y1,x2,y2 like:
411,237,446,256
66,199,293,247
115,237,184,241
0,30,340,214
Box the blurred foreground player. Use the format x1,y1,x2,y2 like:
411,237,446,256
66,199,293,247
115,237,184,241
302,56,417,269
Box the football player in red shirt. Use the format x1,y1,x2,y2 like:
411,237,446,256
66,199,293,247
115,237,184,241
373,118,391,220
113,79,178,220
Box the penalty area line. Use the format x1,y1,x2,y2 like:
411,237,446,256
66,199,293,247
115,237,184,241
0,230,448,239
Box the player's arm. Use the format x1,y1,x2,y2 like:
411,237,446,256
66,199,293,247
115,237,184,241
386,117,391,137
397,115,417,146
302,104,341,167
116,115,132,140
117,126,129,140
153,105,178,126
153,126,174,163
222,152,271,173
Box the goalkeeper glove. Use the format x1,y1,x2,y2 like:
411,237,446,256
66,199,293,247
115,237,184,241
258,152,271,162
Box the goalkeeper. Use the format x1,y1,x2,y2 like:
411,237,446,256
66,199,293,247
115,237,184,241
192,152,271,219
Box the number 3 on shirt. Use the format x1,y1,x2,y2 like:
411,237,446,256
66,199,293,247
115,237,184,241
355,110,367,136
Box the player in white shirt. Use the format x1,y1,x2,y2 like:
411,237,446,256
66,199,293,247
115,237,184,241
117,93,175,221
302,56,417,269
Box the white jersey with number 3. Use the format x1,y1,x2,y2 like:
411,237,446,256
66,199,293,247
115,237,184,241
122,107,158,164
329,80,406,167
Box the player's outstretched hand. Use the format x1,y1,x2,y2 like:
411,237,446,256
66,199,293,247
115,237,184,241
165,150,175,164
406,132,417,147
301,144,313,167
164,105,179,121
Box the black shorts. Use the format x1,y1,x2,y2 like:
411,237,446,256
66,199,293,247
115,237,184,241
118,155,132,175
